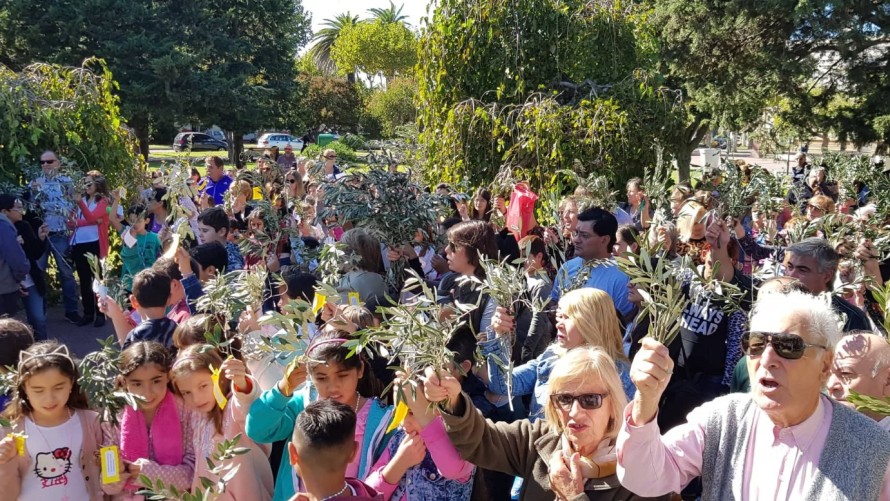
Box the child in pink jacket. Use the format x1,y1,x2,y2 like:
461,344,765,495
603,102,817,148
365,382,474,501
170,345,273,501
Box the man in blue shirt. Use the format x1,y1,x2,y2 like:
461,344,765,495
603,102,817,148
550,206,633,318
200,156,232,207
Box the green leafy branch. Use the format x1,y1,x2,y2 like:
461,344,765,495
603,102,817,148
345,272,473,399
615,247,687,346
847,390,890,417
137,434,251,501
77,336,142,426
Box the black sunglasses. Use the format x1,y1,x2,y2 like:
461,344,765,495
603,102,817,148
325,155,336,159
287,178,298,184
40,159,56,164
550,393,608,411
742,331,827,360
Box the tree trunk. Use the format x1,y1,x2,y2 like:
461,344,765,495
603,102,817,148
130,115,151,161
228,132,244,169
675,120,710,183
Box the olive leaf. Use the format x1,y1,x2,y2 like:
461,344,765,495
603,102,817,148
137,434,249,500
77,336,143,426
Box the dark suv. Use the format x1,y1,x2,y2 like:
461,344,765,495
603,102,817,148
173,132,228,152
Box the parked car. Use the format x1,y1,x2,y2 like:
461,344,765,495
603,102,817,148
173,132,228,152
257,133,304,151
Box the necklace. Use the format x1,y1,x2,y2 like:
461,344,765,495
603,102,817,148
353,391,363,413
320,482,349,501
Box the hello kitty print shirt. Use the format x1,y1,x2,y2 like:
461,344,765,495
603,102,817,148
21,413,89,500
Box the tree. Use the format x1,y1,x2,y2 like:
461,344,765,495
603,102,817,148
330,20,417,88
369,2,408,25
0,60,143,188
650,0,890,178
416,0,681,189
187,0,312,166
367,77,417,137
306,12,360,77
298,76,365,134
0,0,312,162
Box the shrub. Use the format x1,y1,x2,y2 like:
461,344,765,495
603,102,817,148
302,141,358,163
340,133,368,150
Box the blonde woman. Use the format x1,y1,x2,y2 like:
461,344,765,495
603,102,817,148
485,288,634,421
421,347,669,501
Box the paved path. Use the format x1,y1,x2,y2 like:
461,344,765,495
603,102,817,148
36,306,115,358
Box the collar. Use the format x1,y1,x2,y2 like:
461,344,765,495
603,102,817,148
879,416,890,432
763,395,829,453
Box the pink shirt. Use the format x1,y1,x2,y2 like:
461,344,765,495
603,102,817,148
616,395,890,499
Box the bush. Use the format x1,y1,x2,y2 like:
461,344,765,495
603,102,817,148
367,77,417,138
302,141,358,163
340,133,368,150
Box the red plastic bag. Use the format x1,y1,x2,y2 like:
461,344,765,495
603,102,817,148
505,183,539,240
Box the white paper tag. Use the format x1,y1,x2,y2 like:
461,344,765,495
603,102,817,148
123,228,137,248
93,280,107,300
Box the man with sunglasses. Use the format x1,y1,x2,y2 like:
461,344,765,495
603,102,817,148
27,150,82,324
617,290,890,500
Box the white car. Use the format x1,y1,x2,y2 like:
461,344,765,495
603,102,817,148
257,133,304,151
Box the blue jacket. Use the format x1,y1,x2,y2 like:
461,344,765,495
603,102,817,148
0,214,30,295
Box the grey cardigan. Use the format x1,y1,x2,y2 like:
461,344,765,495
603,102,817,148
702,393,890,500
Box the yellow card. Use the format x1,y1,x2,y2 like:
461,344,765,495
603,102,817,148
100,445,121,484
347,292,360,306
252,187,263,200
312,293,327,315
7,432,26,456
283,358,301,396
210,365,229,410
161,233,181,260
386,401,409,434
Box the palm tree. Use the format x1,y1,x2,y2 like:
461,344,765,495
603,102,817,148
306,12,359,75
368,2,408,25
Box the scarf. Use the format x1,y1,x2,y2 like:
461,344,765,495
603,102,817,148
559,434,617,479
120,390,183,481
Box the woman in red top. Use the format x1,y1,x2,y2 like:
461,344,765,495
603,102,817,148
70,172,110,327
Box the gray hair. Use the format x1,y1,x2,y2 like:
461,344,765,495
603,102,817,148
750,290,842,349
787,237,839,274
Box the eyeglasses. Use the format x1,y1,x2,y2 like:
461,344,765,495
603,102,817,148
40,160,56,165
550,393,608,411
325,155,336,159
742,331,827,360
287,179,298,184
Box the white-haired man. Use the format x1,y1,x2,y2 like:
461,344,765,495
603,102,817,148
828,332,890,431
617,290,890,499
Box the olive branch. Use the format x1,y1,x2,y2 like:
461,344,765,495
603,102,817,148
137,434,251,501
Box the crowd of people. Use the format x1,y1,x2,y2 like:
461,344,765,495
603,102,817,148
0,146,889,501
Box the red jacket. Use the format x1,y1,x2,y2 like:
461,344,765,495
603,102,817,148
74,198,110,258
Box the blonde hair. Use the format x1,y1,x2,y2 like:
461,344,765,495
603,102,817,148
559,289,628,363
808,194,835,214
544,347,628,440
236,180,253,200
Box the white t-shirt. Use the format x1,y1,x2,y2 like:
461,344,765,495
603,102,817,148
71,199,100,244
21,412,89,500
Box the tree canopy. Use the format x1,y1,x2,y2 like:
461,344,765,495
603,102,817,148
416,0,681,189
0,60,142,187
330,20,417,88
0,0,312,160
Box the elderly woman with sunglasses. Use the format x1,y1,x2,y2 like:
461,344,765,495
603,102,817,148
422,347,669,501
618,290,890,500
